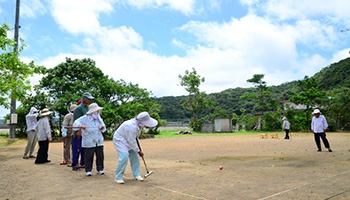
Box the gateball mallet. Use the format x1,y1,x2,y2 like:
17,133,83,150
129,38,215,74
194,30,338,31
136,138,153,178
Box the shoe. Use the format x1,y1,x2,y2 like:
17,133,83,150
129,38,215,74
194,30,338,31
97,170,104,175
29,155,36,158
135,176,144,181
78,165,85,168
60,161,68,165
86,172,92,176
317,149,322,152
72,167,81,171
23,155,29,159
328,149,333,152
45,160,51,163
115,179,124,184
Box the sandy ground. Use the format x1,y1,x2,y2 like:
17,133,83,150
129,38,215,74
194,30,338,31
1,132,350,200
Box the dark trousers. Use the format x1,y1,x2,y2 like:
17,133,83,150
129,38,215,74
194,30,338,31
284,129,290,139
314,132,330,150
84,146,104,172
72,137,84,167
35,139,49,164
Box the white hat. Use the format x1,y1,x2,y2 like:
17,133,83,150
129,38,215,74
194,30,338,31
312,109,321,114
136,112,158,127
282,117,287,121
86,103,103,115
70,104,77,112
39,108,52,117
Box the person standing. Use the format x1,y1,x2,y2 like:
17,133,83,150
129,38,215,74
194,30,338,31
72,92,94,171
60,104,77,165
73,103,106,176
113,112,158,184
282,117,291,140
23,107,39,159
311,109,333,152
35,108,52,164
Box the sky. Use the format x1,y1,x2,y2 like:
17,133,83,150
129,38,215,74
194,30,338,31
0,0,350,118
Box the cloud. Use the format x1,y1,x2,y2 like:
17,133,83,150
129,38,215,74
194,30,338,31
49,0,114,35
125,0,196,15
21,0,46,19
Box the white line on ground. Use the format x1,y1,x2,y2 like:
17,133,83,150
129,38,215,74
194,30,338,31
258,170,350,200
50,151,208,200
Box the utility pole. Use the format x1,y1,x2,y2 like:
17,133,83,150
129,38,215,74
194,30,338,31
9,0,20,139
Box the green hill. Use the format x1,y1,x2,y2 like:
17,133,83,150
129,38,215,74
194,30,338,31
153,57,350,120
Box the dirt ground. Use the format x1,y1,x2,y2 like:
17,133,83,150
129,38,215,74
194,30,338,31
1,132,350,200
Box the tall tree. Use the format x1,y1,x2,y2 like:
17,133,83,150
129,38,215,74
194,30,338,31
0,23,46,109
241,74,272,115
240,74,272,130
178,67,213,131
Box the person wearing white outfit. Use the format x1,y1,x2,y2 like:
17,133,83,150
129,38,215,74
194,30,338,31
113,112,158,184
73,103,106,176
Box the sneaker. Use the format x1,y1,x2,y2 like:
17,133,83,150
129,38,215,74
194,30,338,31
115,179,124,184
317,149,322,152
86,171,92,176
135,176,144,181
97,170,105,175
328,149,333,152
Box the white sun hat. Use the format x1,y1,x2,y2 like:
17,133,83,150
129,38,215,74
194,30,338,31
86,103,103,115
136,112,158,127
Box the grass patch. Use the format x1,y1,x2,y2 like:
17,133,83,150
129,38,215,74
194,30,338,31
0,135,25,147
153,129,272,138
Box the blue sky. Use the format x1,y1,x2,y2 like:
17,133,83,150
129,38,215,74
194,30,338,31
0,0,350,117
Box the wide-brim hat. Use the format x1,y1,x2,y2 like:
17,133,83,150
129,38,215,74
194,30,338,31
39,108,52,117
136,112,158,127
282,117,287,121
70,104,77,112
86,103,102,115
312,109,321,114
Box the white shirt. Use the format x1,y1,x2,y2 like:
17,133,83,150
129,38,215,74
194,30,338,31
36,117,52,141
73,115,106,148
113,118,141,153
311,115,328,133
26,107,39,132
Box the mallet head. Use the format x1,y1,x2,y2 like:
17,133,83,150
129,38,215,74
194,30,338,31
144,170,153,178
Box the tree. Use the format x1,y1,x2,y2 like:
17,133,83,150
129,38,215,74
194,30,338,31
240,74,272,130
33,57,160,136
178,67,213,131
0,23,46,108
290,76,327,131
241,74,272,115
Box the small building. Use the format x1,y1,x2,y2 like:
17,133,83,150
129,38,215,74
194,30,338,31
214,118,233,132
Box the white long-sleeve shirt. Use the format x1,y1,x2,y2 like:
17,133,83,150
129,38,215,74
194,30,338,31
26,107,39,132
113,118,141,153
283,120,290,130
311,115,328,133
36,117,52,141
73,115,106,148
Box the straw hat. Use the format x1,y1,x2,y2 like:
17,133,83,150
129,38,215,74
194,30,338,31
39,108,52,117
136,112,158,127
70,104,77,112
86,103,103,115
